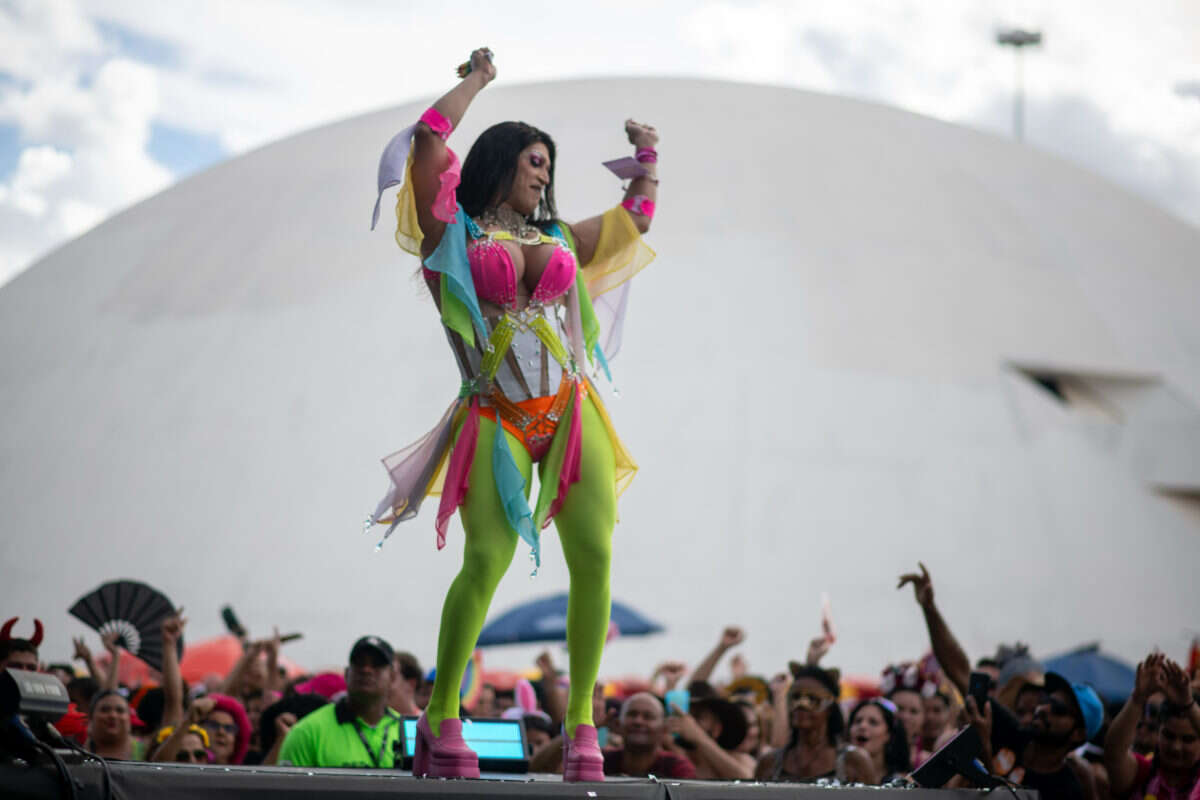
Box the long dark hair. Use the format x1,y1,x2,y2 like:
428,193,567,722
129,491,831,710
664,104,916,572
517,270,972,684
848,699,913,776
458,122,559,227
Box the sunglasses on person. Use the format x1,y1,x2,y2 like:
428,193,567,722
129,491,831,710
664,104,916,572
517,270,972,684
175,749,209,763
202,720,238,736
1037,695,1076,718
789,691,835,711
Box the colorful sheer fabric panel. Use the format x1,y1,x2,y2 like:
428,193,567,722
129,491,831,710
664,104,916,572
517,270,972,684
371,107,455,232
581,205,655,299
579,206,655,364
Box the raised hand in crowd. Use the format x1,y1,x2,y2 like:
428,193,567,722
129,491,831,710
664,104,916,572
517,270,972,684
665,700,755,780
1105,653,1169,796
768,672,792,748
100,630,122,690
898,562,934,608
691,626,744,686
963,694,994,769
897,562,970,695
72,635,99,679
219,629,281,700
805,636,832,667
262,627,282,694
720,627,745,649
153,696,214,763
652,661,689,693
1161,657,1197,710
536,650,567,727
161,609,187,728
261,712,297,766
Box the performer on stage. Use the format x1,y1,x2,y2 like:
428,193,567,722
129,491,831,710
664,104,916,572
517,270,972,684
367,48,658,781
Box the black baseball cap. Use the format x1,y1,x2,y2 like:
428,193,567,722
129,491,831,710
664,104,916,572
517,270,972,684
349,635,394,665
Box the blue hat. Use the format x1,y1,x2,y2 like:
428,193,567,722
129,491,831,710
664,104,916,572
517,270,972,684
1044,671,1103,740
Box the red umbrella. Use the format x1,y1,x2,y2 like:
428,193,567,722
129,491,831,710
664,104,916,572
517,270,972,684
97,635,306,686
94,649,158,687
180,635,306,684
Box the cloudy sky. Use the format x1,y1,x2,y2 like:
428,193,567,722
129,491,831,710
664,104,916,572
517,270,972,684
1,0,1197,287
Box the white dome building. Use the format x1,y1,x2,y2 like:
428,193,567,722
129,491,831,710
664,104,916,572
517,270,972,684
2,78,1198,679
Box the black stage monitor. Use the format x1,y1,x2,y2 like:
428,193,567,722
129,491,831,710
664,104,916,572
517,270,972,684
910,724,998,788
400,716,528,773
0,668,69,722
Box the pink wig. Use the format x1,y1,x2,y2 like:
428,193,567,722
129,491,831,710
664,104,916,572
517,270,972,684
206,693,251,765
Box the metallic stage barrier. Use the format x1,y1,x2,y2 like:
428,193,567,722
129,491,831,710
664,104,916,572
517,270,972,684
2,759,1039,799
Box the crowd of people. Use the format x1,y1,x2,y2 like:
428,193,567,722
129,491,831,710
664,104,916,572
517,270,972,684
3,563,1197,798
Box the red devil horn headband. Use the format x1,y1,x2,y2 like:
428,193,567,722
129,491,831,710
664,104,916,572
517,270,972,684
0,617,44,646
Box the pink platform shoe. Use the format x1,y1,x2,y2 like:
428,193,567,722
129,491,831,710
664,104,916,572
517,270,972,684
563,724,605,782
413,714,480,779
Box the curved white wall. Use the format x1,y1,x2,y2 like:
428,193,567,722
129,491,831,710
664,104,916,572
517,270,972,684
2,78,1198,678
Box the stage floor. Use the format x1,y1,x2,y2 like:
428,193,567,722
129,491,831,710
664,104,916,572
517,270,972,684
4,759,1039,799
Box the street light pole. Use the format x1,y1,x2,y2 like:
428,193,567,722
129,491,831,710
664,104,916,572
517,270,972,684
996,28,1042,141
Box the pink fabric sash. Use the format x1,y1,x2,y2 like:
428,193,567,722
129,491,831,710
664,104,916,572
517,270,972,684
417,107,460,224
432,148,461,224
435,398,479,549
545,381,584,525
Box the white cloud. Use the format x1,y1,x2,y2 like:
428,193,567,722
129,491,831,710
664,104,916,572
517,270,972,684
678,0,1200,225
5,145,73,217
0,0,1198,286
0,44,171,284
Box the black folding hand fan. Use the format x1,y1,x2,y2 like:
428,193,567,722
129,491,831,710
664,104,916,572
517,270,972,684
69,580,182,673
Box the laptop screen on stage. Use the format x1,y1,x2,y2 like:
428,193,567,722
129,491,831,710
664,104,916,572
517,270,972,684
401,717,527,761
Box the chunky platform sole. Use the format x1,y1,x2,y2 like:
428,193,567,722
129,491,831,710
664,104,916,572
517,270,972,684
413,714,480,779
563,723,605,782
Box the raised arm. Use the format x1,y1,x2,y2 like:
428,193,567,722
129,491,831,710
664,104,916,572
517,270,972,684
100,631,121,690
1105,653,1162,796
160,610,186,729
570,120,659,265
72,636,99,680
153,697,213,763
263,627,282,695
216,641,260,697
691,626,744,685
1161,657,1200,736
768,672,792,748
536,651,567,728
411,48,496,256
665,708,755,780
897,563,970,696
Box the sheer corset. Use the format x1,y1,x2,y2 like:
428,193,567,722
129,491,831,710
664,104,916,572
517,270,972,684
444,306,572,403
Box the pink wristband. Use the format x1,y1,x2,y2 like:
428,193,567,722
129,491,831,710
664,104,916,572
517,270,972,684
420,107,453,141
635,147,658,164
622,195,655,218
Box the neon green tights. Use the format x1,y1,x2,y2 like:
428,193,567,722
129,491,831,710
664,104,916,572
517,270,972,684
425,393,616,738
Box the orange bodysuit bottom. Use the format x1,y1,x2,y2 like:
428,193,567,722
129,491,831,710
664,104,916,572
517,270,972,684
477,376,584,462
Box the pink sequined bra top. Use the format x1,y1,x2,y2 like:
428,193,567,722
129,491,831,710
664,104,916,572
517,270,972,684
425,228,577,309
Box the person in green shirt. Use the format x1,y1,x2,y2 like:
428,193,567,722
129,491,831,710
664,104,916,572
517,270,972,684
278,636,402,768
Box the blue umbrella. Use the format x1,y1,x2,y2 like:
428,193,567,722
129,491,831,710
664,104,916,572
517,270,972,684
476,593,664,647
1043,643,1136,703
